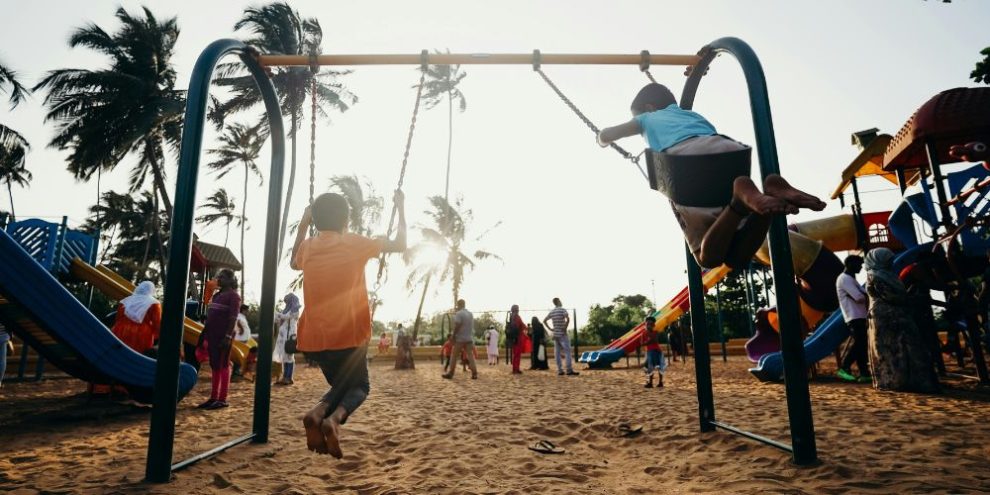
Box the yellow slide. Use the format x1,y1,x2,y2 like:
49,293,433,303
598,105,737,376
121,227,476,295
69,258,253,368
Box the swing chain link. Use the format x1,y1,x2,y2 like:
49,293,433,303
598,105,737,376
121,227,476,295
534,67,648,180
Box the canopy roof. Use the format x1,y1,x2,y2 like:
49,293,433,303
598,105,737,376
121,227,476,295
830,134,920,199
883,87,990,171
193,240,242,271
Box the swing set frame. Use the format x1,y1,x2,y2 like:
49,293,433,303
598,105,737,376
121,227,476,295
145,36,816,483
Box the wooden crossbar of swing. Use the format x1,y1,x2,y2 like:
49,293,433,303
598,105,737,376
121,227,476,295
258,53,701,67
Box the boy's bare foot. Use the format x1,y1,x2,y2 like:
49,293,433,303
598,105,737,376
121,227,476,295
303,411,329,454
321,415,344,459
733,176,795,215
763,174,825,212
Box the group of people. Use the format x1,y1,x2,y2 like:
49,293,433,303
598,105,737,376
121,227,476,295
441,298,580,379
88,267,302,408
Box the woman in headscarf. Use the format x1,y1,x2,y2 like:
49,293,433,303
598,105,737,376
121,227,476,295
529,317,549,370
91,282,162,396
274,293,301,385
507,305,530,374
865,248,940,393
112,281,162,354
198,269,241,409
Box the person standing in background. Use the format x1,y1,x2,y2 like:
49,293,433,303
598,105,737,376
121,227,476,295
836,255,871,383
443,299,478,380
484,324,499,365
544,298,578,376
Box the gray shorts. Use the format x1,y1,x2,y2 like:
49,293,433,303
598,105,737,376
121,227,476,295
665,135,750,257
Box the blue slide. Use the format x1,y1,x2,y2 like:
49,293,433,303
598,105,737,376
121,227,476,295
0,229,197,402
749,244,930,382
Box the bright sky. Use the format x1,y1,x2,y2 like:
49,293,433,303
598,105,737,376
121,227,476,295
1,0,987,326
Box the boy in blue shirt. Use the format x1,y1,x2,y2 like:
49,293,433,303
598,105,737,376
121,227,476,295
598,83,825,269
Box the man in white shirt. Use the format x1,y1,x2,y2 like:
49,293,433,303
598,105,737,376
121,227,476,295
544,297,579,376
836,255,870,382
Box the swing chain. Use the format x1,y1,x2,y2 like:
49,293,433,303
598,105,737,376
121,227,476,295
373,65,429,291
640,50,659,84
308,53,319,236
533,62,648,180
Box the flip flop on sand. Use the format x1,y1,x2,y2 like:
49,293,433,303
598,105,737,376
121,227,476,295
612,423,643,438
528,440,565,454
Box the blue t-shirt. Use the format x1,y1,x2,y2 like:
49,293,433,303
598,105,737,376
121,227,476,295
634,104,717,152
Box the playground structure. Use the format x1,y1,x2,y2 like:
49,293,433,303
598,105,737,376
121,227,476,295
4,40,984,485
0,218,199,402
135,37,820,482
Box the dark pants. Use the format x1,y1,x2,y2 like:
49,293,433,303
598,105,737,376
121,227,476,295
840,318,869,374
305,347,370,423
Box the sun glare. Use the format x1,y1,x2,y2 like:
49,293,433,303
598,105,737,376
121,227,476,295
417,242,447,270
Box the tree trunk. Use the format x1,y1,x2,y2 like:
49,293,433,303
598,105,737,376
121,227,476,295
152,193,168,286
140,216,152,282
443,91,453,201
147,144,174,223
241,163,248,297
99,224,117,265
147,142,170,277
412,274,432,342
277,108,299,260
224,221,230,247
6,180,14,221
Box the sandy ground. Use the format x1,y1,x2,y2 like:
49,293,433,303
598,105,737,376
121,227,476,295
1,355,990,494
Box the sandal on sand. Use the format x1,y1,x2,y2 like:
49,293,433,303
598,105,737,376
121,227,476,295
613,423,643,438
528,440,565,454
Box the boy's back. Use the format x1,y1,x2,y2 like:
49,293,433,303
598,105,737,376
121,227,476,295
635,104,717,152
295,232,383,352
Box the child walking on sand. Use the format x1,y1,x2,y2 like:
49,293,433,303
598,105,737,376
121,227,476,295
293,190,406,458
598,83,825,269
641,316,666,388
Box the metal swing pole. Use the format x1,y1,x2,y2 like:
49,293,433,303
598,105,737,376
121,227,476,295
146,39,285,483
680,37,817,465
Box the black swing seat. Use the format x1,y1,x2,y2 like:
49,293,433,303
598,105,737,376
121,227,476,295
646,146,752,208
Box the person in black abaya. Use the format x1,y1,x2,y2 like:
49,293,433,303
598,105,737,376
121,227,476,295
529,317,550,370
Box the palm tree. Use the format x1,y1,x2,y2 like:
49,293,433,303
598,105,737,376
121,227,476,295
213,2,357,259
0,58,30,150
196,188,243,248
404,196,499,339
419,51,467,201
207,122,265,291
329,175,383,237
34,7,184,221
0,59,31,221
84,190,167,282
0,143,29,221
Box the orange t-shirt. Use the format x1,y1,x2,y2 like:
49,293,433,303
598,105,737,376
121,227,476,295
203,279,219,306
294,231,383,352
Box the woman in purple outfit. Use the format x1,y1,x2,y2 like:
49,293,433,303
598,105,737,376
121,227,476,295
198,269,242,410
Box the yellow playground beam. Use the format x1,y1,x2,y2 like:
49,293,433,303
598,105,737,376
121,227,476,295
256,52,702,67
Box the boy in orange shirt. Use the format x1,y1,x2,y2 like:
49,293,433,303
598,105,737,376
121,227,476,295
293,190,406,458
